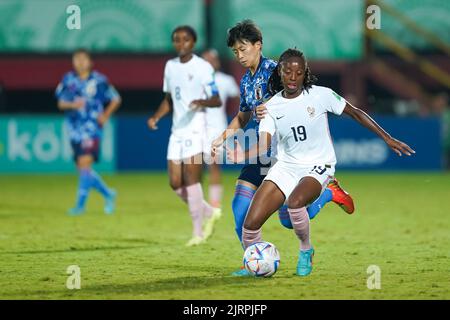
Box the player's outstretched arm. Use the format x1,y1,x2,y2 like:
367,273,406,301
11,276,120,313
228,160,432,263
98,97,121,126
343,103,416,157
57,98,85,111
211,111,252,157
148,93,172,130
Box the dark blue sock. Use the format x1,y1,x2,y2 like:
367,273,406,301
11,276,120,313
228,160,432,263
90,170,112,198
232,184,255,243
307,188,333,220
76,169,92,209
278,204,293,229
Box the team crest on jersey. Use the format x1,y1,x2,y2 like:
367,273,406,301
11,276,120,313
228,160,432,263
307,106,315,117
188,74,194,81
255,85,263,100
85,79,97,97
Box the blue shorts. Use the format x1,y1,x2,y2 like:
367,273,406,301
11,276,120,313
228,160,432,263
71,138,100,163
237,161,272,188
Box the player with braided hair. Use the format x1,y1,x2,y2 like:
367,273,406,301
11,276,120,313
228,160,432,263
232,48,415,276
211,20,354,276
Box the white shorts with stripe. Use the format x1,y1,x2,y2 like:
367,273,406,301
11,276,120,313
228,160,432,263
264,161,335,199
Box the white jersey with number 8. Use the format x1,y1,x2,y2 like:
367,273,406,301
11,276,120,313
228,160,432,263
164,54,219,160
163,54,218,136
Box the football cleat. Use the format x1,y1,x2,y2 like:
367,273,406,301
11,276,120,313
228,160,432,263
327,178,355,214
202,208,222,240
296,247,314,276
68,206,85,216
231,266,252,277
185,236,205,247
104,189,117,215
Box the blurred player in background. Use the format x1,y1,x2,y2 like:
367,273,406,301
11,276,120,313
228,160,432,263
55,48,121,215
211,20,354,276
202,48,240,209
148,26,222,247
235,48,415,276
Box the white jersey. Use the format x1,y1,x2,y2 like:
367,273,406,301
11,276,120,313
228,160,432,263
205,71,239,130
259,85,346,166
163,54,218,135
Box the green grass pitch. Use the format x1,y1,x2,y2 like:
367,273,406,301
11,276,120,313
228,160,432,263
0,171,449,299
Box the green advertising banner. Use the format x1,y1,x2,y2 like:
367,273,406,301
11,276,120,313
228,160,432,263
0,0,205,52
212,0,364,60
377,0,450,50
0,116,115,173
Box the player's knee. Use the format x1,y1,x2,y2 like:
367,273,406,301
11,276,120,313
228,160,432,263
77,163,90,171
77,156,92,169
287,194,308,209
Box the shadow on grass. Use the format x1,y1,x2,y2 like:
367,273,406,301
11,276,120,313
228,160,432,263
85,275,260,294
15,275,269,298
0,245,151,255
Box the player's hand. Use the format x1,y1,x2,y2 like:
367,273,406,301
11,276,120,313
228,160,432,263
255,104,267,121
147,117,159,130
189,100,204,111
72,98,86,110
385,137,415,157
226,140,245,164
97,113,109,126
211,136,224,159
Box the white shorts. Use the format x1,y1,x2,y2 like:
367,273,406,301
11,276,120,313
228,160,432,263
167,131,205,161
264,161,335,199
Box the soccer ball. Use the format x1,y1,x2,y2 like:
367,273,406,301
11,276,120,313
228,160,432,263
243,241,280,277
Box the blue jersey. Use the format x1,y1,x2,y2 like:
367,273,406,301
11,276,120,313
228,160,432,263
55,71,120,142
239,56,277,131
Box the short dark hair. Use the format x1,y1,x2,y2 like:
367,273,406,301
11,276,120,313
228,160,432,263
73,48,92,59
226,19,262,47
172,25,197,42
268,48,317,96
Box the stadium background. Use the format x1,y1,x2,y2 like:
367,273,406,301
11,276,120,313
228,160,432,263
0,0,449,301
0,0,448,173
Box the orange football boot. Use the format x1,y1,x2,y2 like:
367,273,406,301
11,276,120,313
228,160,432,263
327,178,355,214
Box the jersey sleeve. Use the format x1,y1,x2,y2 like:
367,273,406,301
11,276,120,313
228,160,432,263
201,63,219,98
259,112,276,136
96,76,120,104
104,83,120,102
163,62,170,93
55,75,73,101
323,87,346,115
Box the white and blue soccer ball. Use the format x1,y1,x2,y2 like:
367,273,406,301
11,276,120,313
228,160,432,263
243,241,280,277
